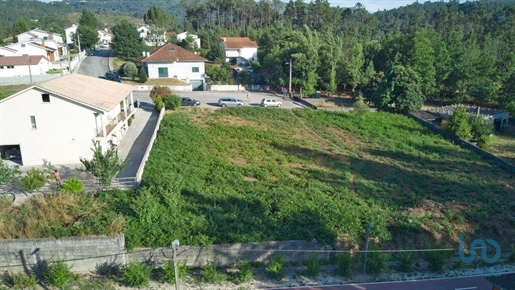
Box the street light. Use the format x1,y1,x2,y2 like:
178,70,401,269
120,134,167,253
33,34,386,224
172,239,180,290
363,222,373,276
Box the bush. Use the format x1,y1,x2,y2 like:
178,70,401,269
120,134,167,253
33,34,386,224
123,62,138,80
162,94,182,110
232,260,253,284
138,67,147,83
44,261,79,288
9,272,38,289
353,95,369,113
448,106,472,139
335,252,354,277
366,249,389,274
162,260,188,284
266,255,286,279
60,177,84,195
19,168,47,192
304,252,321,277
469,115,494,148
201,263,226,284
149,86,172,101
155,97,164,111
118,262,153,287
0,162,21,184
424,250,449,272
396,251,416,272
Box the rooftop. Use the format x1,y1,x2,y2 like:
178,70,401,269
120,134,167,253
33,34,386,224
140,42,207,63
221,37,258,49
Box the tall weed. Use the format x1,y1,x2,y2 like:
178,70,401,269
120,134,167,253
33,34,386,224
335,252,354,277
118,262,153,287
44,261,79,288
304,253,321,277
266,255,286,279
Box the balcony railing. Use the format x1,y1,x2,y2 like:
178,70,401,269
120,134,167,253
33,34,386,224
96,109,133,137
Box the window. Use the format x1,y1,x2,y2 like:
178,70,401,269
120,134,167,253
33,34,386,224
7,66,13,69
21,43,25,47
192,67,199,73
158,67,168,78
42,94,50,103
0,66,3,69
30,116,37,129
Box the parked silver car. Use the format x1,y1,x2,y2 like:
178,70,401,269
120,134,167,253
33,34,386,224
218,97,245,107
260,98,282,107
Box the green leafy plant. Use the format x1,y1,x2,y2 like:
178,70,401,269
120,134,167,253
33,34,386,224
118,262,153,287
367,248,389,274
469,115,494,148
44,261,79,288
9,272,38,289
424,249,449,272
0,162,21,184
266,255,286,279
123,61,138,80
19,168,47,192
232,260,253,284
304,252,321,277
201,262,226,284
155,97,164,111
448,106,472,139
60,177,84,195
335,252,354,277
396,251,416,272
162,94,182,110
80,141,127,187
138,67,147,83
162,260,188,284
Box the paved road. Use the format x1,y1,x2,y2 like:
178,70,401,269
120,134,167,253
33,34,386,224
77,48,112,78
272,275,496,290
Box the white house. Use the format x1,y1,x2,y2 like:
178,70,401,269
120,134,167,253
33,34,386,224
64,24,78,45
0,74,135,166
140,43,207,90
0,46,17,56
98,29,113,46
16,29,64,44
137,25,166,46
2,42,56,60
220,37,258,66
176,32,201,49
0,55,50,77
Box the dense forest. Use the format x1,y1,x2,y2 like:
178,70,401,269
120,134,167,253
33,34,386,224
2,0,515,111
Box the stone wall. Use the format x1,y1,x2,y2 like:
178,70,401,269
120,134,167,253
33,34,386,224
0,235,125,274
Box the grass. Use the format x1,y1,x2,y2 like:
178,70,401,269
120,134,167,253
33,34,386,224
139,108,514,249
0,84,31,100
488,123,515,166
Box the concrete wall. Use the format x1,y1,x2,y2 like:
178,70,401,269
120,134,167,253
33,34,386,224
128,240,332,267
0,235,125,274
207,84,243,91
133,85,192,92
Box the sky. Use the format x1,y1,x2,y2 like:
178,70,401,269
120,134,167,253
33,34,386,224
328,0,468,12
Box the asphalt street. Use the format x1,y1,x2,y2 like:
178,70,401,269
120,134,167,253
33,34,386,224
77,48,112,78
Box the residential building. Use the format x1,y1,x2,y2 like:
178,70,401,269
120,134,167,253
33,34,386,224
0,55,50,77
220,37,258,66
2,42,60,61
137,25,166,46
140,42,207,90
16,29,64,44
176,32,201,49
64,24,78,45
0,74,135,166
98,29,113,46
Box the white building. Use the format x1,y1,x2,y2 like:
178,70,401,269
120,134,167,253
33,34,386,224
0,55,50,77
64,24,78,45
0,74,136,166
137,25,166,46
220,37,258,66
2,42,59,61
176,32,201,49
140,43,207,91
16,29,64,44
98,29,113,46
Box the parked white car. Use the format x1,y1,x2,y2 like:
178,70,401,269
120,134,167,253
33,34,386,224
218,97,245,107
260,98,282,107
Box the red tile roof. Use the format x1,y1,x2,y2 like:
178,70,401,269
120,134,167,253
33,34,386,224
221,37,258,49
0,55,46,66
140,43,207,63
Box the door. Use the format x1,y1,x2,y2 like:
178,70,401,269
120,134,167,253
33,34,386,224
190,80,204,91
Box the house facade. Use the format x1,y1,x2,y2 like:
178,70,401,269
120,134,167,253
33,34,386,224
140,43,207,90
0,74,135,166
98,29,113,46
0,55,50,77
176,32,201,49
220,37,258,66
137,25,166,46
64,24,78,45
16,29,64,44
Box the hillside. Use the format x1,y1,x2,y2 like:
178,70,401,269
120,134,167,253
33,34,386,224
136,108,514,250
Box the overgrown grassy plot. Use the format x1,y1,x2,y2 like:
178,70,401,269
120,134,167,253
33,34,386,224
139,108,514,249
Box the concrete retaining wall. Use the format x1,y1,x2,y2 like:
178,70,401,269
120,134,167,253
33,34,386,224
135,107,165,185
207,84,243,91
407,113,515,174
134,85,192,92
128,240,332,267
0,235,125,274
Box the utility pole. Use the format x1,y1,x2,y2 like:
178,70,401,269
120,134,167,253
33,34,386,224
27,55,33,85
288,58,292,98
172,239,180,290
77,32,82,60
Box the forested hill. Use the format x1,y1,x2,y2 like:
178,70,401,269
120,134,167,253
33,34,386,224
64,0,182,18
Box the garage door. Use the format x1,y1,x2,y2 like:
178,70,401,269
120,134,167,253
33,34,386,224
190,80,204,91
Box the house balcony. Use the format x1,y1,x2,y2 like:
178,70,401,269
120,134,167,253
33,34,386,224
96,108,134,137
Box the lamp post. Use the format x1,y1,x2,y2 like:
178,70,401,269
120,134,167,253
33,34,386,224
363,222,373,276
172,239,180,290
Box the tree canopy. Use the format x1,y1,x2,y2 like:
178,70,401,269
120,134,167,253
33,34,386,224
111,20,144,59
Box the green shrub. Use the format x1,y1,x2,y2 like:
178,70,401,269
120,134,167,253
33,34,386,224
0,162,21,184
60,177,84,194
162,260,188,284
304,252,321,277
469,115,494,148
44,261,79,288
138,67,147,83
149,86,172,101
266,255,286,279
10,272,38,289
424,250,449,272
155,97,164,111
367,249,389,274
118,262,153,287
162,94,182,110
335,252,354,277
123,62,138,80
448,106,472,139
201,263,226,284
232,260,253,284
396,251,416,272
19,168,47,192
